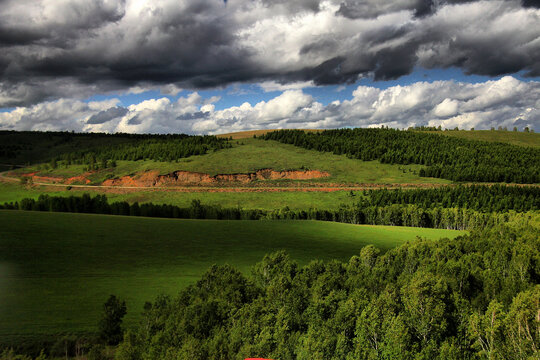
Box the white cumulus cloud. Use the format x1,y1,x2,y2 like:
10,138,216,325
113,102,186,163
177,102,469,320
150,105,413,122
0,77,538,134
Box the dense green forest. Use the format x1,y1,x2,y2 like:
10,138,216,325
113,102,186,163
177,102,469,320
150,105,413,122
359,185,539,213
262,129,540,183
4,223,538,360
113,224,539,360
2,185,538,230
0,131,229,169
59,135,229,167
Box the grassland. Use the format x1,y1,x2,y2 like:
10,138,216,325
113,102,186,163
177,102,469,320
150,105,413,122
0,138,449,210
10,138,449,185
425,130,540,148
3,130,538,212
0,210,466,339
98,189,360,210
0,182,361,210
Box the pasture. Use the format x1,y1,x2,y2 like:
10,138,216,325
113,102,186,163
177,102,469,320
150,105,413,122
0,210,466,339
0,182,362,210
10,138,449,185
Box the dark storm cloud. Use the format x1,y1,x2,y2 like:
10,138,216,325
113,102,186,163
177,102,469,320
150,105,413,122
86,106,128,124
300,57,361,85
522,0,540,8
336,0,408,19
176,111,210,121
0,26,44,46
0,0,538,107
127,115,142,125
0,1,126,48
260,0,321,12
0,0,256,106
373,44,419,80
336,0,478,19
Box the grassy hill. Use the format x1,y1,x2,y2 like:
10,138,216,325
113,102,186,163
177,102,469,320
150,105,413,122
9,137,448,185
0,137,450,211
0,210,466,339
424,129,540,148
1,129,537,213
218,128,540,147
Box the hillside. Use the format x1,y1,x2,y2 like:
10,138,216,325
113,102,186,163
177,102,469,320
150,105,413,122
424,129,540,148
0,210,466,339
263,129,540,183
2,128,538,212
0,129,538,359
4,137,448,188
219,128,540,147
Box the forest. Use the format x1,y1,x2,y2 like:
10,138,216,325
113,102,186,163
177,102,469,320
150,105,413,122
358,185,539,213
2,185,538,231
58,135,229,166
262,129,540,183
114,224,539,360
0,131,229,167
3,222,537,360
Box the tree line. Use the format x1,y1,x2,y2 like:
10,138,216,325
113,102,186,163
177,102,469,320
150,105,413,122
2,191,538,231
358,185,539,213
0,130,230,167
261,129,540,183
59,135,230,169
4,223,538,359
114,223,539,360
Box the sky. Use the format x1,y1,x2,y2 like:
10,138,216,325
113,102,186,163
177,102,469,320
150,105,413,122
0,0,538,134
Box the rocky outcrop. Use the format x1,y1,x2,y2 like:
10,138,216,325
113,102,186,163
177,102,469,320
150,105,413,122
102,169,330,187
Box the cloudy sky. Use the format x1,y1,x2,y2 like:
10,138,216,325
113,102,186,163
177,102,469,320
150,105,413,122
0,0,538,134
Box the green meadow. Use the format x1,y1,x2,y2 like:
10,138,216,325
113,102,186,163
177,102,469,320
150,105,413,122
0,181,361,210
11,138,449,185
0,137,449,211
0,210,466,339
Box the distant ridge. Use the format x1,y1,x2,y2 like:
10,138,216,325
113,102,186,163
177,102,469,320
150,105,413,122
424,129,540,148
217,128,540,148
216,129,322,139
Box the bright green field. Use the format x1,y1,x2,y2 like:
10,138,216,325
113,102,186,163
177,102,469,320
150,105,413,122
1,137,447,211
101,189,360,210
425,130,540,148
0,182,360,210
0,211,466,339
12,138,449,185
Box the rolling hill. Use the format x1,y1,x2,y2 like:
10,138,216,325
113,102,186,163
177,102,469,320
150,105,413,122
0,210,466,339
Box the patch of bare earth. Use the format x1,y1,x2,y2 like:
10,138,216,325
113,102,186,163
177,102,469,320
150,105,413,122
65,173,92,185
102,169,330,187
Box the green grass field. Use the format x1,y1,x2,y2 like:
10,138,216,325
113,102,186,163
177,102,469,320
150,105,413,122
0,182,361,210
1,137,448,211
425,130,540,148
11,138,449,185
100,189,361,210
0,210,466,339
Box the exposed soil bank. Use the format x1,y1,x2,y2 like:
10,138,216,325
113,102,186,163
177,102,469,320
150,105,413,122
102,169,331,187
20,172,92,185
